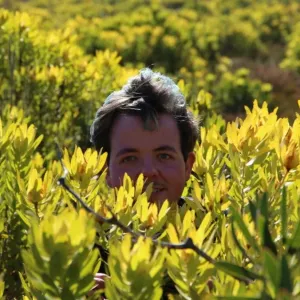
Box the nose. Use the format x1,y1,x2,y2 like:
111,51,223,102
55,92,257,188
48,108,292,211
141,158,158,179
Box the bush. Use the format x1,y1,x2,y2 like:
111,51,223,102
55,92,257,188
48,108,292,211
0,5,299,298
178,59,273,114
281,21,300,74
1,100,300,299
0,9,138,159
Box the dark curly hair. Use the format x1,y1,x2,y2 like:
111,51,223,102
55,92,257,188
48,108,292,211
90,68,199,161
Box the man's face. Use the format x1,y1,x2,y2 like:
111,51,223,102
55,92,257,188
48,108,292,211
106,113,195,204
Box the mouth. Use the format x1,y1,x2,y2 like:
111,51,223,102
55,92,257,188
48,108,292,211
143,183,166,194
152,187,165,193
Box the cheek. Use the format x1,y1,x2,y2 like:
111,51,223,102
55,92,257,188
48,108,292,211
163,164,186,185
109,166,140,187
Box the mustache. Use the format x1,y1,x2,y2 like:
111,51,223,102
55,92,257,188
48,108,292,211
142,181,166,192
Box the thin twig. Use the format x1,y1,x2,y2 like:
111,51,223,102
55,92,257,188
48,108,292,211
57,161,214,262
57,158,261,284
158,238,215,264
58,176,139,237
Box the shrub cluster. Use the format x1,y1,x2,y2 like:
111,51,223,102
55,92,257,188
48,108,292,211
0,8,276,161
1,3,300,299
4,0,300,115
0,9,139,159
1,99,300,299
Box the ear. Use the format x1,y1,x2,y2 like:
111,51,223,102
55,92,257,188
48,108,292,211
184,152,195,181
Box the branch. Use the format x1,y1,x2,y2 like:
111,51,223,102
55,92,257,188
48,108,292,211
158,238,215,264
57,162,214,263
57,168,140,237
57,158,261,284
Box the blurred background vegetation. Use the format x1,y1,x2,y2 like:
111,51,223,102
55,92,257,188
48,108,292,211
1,3,300,298
0,0,300,158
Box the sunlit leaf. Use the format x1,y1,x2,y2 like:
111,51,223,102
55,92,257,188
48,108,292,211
231,207,260,253
279,255,293,293
215,261,264,282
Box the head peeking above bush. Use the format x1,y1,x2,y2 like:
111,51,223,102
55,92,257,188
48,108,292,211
90,68,199,204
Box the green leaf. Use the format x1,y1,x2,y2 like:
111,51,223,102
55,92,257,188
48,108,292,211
231,207,260,253
76,273,96,297
31,243,46,270
260,216,277,255
146,214,168,237
61,286,74,299
135,173,144,198
19,272,31,293
280,187,287,244
215,261,264,282
22,249,44,276
32,289,48,300
0,218,4,233
259,192,268,219
49,251,64,279
288,222,300,250
248,200,257,224
66,260,80,287
17,210,31,228
0,280,4,298
31,134,44,151
263,250,280,294
40,273,60,296
79,248,99,279
182,210,194,237
217,297,261,300
231,221,253,262
256,194,277,256
205,172,215,201
279,255,293,293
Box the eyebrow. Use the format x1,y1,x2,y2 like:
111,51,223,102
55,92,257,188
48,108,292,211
154,145,177,153
115,145,178,158
116,148,138,158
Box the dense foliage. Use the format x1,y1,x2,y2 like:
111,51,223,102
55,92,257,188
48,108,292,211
1,1,300,299
2,0,300,114
0,9,140,159
1,98,300,299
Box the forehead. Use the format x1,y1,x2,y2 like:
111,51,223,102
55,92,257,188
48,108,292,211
110,113,181,151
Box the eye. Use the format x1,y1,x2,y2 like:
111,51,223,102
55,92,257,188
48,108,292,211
120,156,137,163
158,153,172,160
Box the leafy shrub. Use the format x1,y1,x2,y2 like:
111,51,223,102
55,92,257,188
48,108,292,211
0,9,275,158
178,59,273,114
22,209,99,299
0,9,138,159
1,100,300,299
0,5,300,298
281,21,300,74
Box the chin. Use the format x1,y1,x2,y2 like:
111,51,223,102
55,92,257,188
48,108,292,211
149,191,168,204
149,190,175,206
